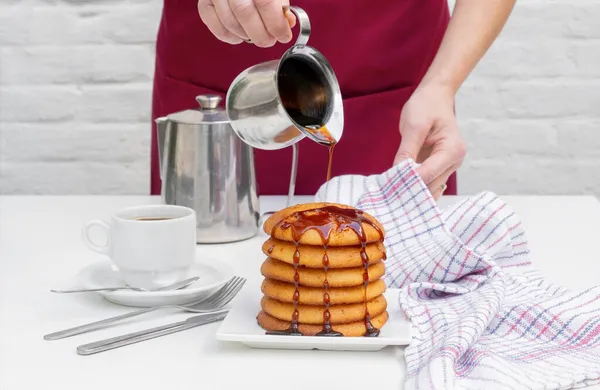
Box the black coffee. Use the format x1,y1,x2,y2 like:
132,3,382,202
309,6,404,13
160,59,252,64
134,217,174,221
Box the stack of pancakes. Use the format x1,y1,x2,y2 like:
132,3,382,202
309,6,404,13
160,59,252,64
256,202,389,337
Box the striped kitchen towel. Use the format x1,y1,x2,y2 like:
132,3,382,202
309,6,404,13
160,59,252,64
315,159,600,390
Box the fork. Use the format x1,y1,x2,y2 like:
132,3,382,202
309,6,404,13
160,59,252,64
43,276,246,341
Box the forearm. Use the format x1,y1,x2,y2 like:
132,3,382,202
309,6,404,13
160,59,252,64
420,0,516,95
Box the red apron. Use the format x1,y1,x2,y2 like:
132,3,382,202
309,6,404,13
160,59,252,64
150,0,456,196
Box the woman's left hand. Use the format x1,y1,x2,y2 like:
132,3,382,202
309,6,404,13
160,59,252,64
393,84,466,199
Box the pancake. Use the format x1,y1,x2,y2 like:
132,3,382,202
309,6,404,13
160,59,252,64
257,310,389,337
260,294,387,325
262,202,384,246
261,278,387,305
260,257,386,288
259,202,388,337
262,237,386,268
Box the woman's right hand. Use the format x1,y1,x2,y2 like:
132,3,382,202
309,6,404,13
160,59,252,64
197,0,297,47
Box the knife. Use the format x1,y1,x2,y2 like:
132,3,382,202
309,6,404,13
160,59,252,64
76,310,228,356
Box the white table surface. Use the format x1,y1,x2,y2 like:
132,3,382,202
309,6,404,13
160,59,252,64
1,194,600,390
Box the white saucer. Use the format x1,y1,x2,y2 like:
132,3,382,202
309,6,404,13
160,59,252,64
216,284,412,351
77,257,235,307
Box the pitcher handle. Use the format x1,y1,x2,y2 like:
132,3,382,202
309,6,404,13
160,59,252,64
286,6,311,46
245,6,311,46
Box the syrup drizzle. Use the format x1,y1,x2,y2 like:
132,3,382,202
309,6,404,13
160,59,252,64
303,124,336,183
265,245,302,336
361,242,380,337
326,142,335,182
267,206,384,337
315,250,342,337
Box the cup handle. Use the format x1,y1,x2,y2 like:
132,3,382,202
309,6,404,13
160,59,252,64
82,220,111,255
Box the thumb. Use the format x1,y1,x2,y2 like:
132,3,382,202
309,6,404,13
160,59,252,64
393,122,427,165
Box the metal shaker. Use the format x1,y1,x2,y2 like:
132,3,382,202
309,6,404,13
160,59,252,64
155,95,260,243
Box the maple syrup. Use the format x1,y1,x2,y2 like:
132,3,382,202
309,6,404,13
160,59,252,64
267,206,384,337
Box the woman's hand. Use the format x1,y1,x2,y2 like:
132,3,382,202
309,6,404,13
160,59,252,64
393,84,466,200
197,0,296,47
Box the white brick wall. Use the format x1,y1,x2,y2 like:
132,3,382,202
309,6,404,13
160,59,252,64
456,0,600,196
0,0,161,194
0,0,599,196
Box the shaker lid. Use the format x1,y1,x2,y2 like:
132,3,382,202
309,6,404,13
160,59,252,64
166,95,229,124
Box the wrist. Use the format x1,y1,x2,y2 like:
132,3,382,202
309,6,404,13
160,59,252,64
418,56,464,95
415,80,456,101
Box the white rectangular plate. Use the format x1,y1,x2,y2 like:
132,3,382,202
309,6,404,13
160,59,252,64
216,286,412,351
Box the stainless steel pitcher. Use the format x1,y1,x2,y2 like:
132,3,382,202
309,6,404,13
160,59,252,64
226,6,344,151
225,5,344,208
155,95,259,244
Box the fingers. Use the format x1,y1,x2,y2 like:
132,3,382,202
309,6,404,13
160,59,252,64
227,0,272,47
425,165,454,201
413,116,465,186
395,118,464,200
416,144,432,164
198,0,244,44
213,0,249,40
393,120,429,165
415,134,465,186
281,0,296,28
255,0,293,43
430,185,446,201
284,8,296,28
198,0,294,47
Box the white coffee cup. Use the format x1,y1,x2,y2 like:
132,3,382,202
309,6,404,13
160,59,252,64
82,204,197,289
